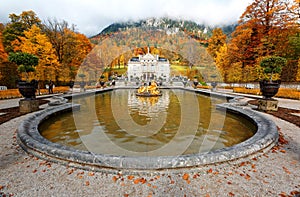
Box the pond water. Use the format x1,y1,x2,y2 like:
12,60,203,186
39,89,256,156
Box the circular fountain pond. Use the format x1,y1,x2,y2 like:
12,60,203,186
17,88,278,172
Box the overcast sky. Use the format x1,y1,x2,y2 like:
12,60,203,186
0,0,253,37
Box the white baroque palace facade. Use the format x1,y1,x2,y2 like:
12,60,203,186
127,51,170,82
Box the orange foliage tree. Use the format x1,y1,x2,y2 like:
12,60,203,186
0,30,8,62
221,0,299,82
12,25,59,84
43,19,92,84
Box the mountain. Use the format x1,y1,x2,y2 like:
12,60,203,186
90,17,237,44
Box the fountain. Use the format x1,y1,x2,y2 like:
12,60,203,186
16,27,278,173
17,88,278,173
136,81,162,97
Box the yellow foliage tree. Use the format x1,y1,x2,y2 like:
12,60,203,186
12,25,59,83
215,44,229,81
207,28,227,60
226,62,243,83
297,58,300,81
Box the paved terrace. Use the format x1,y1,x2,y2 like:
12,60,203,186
0,87,299,196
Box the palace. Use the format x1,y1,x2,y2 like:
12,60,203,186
127,50,170,82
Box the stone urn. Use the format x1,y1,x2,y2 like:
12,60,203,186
18,80,38,100
258,80,281,111
259,80,281,99
100,81,105,87
193,81,199,88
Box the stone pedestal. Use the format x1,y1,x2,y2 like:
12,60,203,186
19,99,39,113
258,99,278,111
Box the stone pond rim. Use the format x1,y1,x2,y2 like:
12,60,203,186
16,88,279,173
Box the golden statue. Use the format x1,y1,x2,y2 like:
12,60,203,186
137,81,161,96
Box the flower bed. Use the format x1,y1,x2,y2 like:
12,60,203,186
0,86,70,99
233,87,300,100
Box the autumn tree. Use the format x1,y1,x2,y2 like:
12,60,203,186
0,26,8,63
43,19,92,83
207,28,227,60
2,10,41,53
226,0,296,82
12,25,59,84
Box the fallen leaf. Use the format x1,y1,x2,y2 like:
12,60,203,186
0,185,4,190
279,192,288,197
227,181,232,185
228,192,235,196
183,173,189,180
85,181,90,186
291,160,297,165
32,169,37,173
245,174,251,180
124,194,129,197
205,194,210,197
290,190,300,196
207,168,213,173
133,179,140,184
39,161,47,166
77,175,83,179
280,149,286,153
272,149,277,153
263,180,269,184
140,178,147,184
88,172,94,176
68,169,74,175
282,166,291,174
112,176,118,183
193,173,200,179
127,175,134,180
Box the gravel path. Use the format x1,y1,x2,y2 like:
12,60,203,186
0,98,299,196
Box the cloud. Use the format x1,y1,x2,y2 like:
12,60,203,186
0,0,252,36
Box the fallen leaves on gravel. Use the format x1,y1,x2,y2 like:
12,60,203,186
282,166,291,174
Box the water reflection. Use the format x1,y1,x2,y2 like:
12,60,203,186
39,89,256,156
